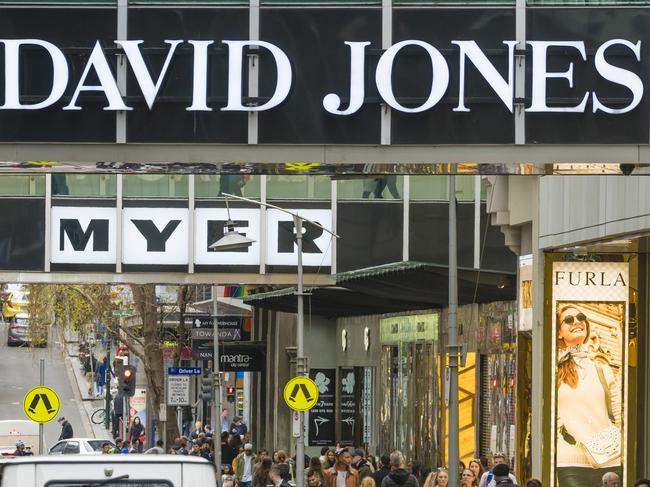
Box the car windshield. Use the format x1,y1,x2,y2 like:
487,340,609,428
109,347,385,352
86,440,115,452
14,316,28,326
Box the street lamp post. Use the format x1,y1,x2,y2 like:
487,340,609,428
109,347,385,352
210,193,338,487
447,173,460,487
294,216,306,487
212,284,222,481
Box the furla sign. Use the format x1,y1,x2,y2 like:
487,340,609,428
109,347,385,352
0,37,644,115
51,206,332,267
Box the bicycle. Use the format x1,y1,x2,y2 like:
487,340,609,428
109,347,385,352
91,407,107,425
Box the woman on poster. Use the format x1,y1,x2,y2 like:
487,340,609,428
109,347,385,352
556,305,622,487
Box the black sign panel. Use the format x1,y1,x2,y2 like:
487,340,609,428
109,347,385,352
190,314,251,342
127,8,248,143
339,367,357,446
526,8,649,143
0,199,45,270
391,8,515,144
193,341,265,372
308,368,336,447
259,9,381,144
0,7,649,144
0,9,117,142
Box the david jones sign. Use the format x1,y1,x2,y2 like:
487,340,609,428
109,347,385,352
0,38,644,114
52,206,332,266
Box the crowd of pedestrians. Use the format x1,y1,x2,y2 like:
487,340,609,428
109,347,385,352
92,408,650,487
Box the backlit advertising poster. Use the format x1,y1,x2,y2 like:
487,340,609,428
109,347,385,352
551,262,628,487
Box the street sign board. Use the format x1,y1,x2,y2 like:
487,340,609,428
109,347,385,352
112,309,131,318
190,315,249,343
283,377,319,412
167,376,190,406
168,367,202,375
23,386,60,423
191,342,266,372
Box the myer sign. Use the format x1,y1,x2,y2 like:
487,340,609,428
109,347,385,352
51,206,332,266
0,38,644,115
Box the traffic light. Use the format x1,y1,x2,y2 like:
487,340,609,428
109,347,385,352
226,386,236,403
200,376,213,401
119,365,137,397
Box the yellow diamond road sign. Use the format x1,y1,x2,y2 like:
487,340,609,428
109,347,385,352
283,376,319,412
23,386,60,424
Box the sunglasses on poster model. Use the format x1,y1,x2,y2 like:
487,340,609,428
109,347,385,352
562,313,587,326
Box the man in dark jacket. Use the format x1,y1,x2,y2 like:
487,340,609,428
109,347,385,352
58,417,73,440
381,451,419,487
373,455,392,487
352,449,373,481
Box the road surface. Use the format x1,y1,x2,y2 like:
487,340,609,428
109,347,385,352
0,323,89,451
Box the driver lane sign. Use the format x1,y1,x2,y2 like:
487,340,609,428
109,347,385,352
283,377,319,411
23,386,60,423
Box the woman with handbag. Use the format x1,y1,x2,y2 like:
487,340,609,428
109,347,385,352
129,416,145,453
556,305,622,487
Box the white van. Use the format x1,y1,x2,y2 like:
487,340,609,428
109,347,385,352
0,455,217,487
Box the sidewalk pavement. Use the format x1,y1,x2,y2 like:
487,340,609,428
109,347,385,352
68,354,114,440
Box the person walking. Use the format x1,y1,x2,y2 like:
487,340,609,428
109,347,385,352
323,448,360,487
352,449,373,481
478,455,517,487
234,443,259,487
270,466,293,487
57,417,73,440
380,451,419,487
95,356,108,397
128,417,145,453
372,455,392,487
253,458,274,487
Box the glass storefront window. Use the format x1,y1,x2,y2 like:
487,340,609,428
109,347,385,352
0,175,45,196
195,175,261,199
411,175,486,201
52,174,116,197
395,0,513,3
337,177,403,200
267,175,331,200
123,174,188,198
528,0,649,4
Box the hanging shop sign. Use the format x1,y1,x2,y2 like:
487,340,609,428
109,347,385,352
339,367,357,446
190,315,251,342
308,369,336,447
380,314,439,344
550,261,629,487
192,341,266,371
50,206,332,268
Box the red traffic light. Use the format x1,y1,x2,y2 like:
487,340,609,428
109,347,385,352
227,387,235,395
124,369,133,379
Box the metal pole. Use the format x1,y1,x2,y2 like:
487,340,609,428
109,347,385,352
177,407,182,438
294,216,305,487
212,284,223,482
39,359,44,455
122,396,128,441
90,334,95,398
105,326,111,431
448,172,460,487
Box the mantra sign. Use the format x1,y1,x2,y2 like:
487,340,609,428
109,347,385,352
51,206,332,266
0,38,644,115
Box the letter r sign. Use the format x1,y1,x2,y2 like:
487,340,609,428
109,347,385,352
266,208,333,267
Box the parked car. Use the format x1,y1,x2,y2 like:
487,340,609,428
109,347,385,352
6,314,47,348
47,438,115,455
